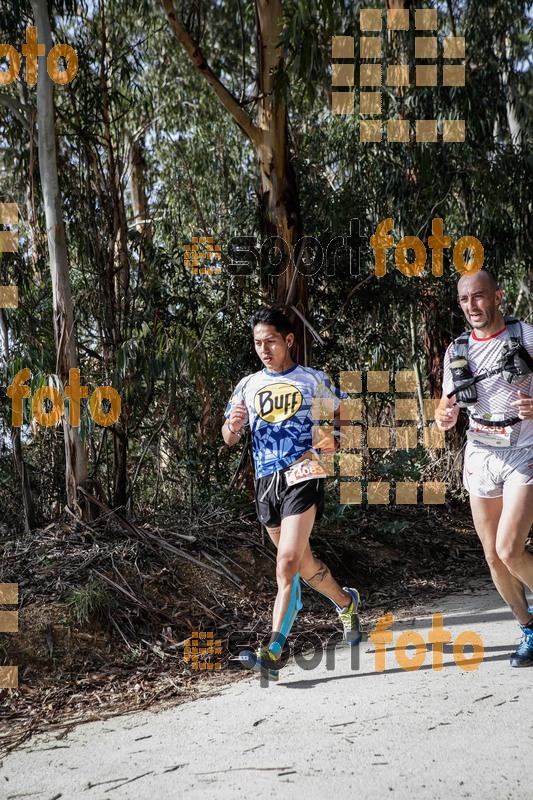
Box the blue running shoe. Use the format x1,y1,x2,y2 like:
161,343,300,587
338,587,362,646
238,647,280,682
510,609,533,668
510,629,533,667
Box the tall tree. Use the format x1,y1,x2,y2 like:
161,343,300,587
31,0,89,515
0,309,35,531
160,0,309,362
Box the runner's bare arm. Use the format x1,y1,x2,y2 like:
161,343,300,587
222,400,247,445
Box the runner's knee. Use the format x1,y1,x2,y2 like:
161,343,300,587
496,541,525,567
276,554,300,583
484,549,506,572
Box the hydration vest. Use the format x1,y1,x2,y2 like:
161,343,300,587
446,316,533,426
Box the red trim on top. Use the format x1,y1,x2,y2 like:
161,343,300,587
471,325,506,342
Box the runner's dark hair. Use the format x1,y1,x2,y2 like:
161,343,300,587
250,307,294,337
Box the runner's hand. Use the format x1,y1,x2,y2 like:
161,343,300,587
229,400,248,431
313,432,337,453
510,390,533,420
435,402,459,430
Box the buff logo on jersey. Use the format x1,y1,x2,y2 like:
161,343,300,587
254,384,303,423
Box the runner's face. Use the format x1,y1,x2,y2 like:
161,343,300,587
457,275,503,332
253,324,293,372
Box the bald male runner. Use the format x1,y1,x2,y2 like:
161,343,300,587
436,269,533,667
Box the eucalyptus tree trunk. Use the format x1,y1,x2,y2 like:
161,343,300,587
98,5,131,508
494,30,526,149
31,0,89,516
129,135,153,276
254,1,306,314
161,0,308,363
0,309,35,531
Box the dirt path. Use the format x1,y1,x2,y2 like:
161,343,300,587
1,588,531,800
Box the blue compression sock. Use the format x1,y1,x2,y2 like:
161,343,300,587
268,573,303,656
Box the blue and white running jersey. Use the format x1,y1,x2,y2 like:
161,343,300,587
224,363,346,478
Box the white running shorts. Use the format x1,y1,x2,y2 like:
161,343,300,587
463,443,533,498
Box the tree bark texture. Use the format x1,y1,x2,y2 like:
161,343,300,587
31,0,89,515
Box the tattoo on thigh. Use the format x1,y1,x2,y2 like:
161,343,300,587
308,561,330,585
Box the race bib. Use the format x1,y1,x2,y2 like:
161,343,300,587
467,421,512,448
285,458,327,486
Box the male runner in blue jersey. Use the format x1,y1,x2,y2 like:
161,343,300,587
436,269,533,667
222,307,361,681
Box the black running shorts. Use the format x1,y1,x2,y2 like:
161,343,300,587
255,467,325,528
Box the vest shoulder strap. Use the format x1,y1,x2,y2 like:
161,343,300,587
451,329,471,359
452,317,523,357
503,316,522,342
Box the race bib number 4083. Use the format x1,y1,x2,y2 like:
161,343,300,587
285,459,327,486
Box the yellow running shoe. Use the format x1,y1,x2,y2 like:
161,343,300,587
338,587,362,646
238,646,281,681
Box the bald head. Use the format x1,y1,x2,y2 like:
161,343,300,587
457,269,504,336
458,268,499,294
